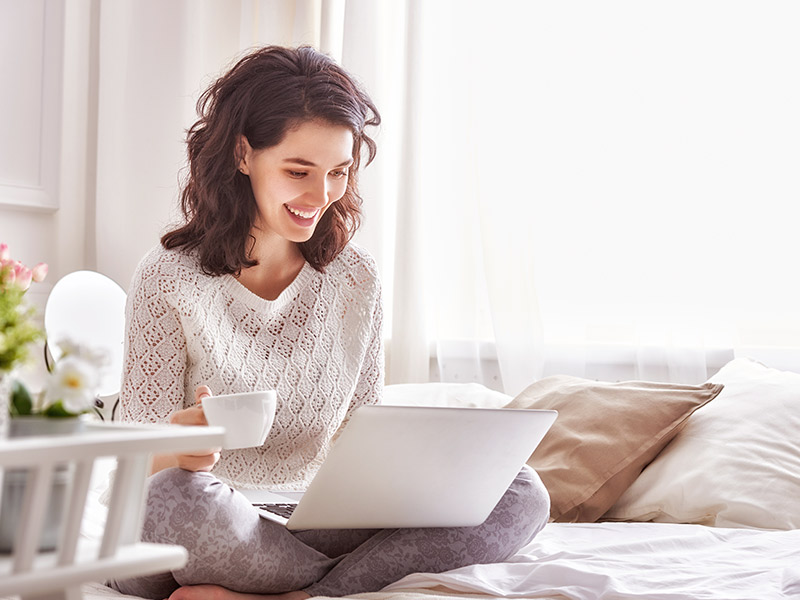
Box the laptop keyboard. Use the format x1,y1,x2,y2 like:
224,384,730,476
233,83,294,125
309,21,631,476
254,503,296,519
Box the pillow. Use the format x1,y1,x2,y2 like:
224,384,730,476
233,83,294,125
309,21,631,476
505,375,722,523
604,358,800,529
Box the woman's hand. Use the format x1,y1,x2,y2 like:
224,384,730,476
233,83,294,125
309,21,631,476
169,386,213,427
151,386,221,474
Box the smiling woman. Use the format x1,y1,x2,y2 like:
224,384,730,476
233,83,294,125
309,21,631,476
111,44,550,600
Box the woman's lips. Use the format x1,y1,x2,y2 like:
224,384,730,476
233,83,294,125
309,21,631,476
285,204,320,225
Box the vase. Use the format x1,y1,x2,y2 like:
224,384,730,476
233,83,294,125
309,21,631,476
0,372,9,439
0,416,85,553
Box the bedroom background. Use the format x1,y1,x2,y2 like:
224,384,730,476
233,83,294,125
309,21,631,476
1,0,799,396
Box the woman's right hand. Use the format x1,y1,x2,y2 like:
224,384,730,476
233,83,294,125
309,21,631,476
152,386,221,473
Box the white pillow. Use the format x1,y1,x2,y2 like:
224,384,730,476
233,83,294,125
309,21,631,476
383,382,512,409
604,358,800,530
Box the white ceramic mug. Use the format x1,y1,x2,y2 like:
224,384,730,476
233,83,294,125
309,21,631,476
202,390,277,449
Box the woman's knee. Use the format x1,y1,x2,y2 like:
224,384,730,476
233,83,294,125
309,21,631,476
515,465,551,538
142,468,246,546
485,465,550,555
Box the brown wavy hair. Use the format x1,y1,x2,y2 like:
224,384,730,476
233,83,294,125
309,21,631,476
162,46,380,273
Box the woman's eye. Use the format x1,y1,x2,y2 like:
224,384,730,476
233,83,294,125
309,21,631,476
287,170,307,178
330,169,349,179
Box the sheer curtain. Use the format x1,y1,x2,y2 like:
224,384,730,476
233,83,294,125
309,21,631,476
387,0,800,393
62,0,800,394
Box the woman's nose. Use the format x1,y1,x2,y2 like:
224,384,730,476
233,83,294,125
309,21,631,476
308,177,330,206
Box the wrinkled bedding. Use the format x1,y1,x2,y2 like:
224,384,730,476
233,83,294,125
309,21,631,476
80,521,800,600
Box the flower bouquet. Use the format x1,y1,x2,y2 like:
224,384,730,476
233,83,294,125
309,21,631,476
1,243,103,424
1,243,48,436
0,243,105,552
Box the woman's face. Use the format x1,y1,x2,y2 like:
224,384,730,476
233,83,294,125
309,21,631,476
239,120,354,246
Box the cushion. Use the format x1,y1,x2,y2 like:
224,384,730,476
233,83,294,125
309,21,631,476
505,375,723,522
604,358,800,529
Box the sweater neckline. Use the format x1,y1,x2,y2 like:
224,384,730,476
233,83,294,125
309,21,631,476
222,261,315,312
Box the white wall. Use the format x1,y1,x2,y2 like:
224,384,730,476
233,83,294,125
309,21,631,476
0,0,102,311
0,0,251,297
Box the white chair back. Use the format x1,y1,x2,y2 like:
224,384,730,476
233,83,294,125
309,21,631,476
44,271,127,420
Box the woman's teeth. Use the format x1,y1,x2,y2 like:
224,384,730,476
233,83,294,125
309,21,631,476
286,206,318,219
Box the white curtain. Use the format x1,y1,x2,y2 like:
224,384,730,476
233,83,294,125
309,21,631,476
386,0,800,393
55,0,800,394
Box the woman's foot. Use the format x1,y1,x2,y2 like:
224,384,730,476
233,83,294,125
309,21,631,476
167,584,311,600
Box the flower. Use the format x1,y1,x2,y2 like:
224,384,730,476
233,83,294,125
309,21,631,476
32,263,48,284
46,355,100,415
10,339,105,418
0,243,47,374
1,244,102,419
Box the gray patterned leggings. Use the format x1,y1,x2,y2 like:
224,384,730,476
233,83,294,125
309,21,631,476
109,465,549,598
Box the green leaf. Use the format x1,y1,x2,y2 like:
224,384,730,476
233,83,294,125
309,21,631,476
10,379,33,416
41,401,74,418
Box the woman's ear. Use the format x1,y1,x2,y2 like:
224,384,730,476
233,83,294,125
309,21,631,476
236,135,252,175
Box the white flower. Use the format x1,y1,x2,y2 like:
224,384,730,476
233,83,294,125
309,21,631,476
46,356,99,414
54,338,109,369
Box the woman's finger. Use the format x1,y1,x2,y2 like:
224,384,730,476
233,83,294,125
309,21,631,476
169,405,208,426
194,385,212,405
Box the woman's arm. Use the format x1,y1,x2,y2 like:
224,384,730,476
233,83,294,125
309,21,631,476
119,257,219,473
333,280,385,443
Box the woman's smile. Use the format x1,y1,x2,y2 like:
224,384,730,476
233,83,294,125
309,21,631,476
285,204,321,224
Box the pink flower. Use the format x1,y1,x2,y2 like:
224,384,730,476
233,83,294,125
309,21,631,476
31,262,48,283
3,265,15,286
13,263,33,291
0,243,45,291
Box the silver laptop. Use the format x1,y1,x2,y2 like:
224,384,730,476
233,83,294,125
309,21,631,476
239,404,556,530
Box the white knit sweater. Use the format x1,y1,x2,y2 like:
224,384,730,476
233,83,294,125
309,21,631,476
119,243,384,490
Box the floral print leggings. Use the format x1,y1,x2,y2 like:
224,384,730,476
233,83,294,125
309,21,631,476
109,464,549,598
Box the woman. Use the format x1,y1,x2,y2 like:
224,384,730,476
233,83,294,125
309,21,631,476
111,46,550,600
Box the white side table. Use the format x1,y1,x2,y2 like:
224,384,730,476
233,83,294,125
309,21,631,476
0,422,224,600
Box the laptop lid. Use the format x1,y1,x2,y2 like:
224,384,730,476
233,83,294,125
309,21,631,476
253,405,555,530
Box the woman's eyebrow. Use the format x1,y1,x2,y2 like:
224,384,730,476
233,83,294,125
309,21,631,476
283,157,354,168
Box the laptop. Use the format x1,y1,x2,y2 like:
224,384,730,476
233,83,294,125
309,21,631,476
239,404,556,530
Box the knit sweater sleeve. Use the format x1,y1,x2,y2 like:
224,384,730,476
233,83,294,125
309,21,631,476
350,279,384,410
118,248,190,423
331,251,385,442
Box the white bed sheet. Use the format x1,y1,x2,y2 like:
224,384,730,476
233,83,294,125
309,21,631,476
379,522,800,600
77,521,800,600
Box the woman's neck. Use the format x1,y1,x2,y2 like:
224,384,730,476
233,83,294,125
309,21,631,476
236,237,306,301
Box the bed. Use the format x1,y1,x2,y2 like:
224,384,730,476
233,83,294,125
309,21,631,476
18,357,800,599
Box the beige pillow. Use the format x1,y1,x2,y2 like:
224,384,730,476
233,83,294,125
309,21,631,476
506,376,723,522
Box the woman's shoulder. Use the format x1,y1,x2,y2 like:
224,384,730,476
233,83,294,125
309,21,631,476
326,244,381,291
333,243,379,275
130,244,207,297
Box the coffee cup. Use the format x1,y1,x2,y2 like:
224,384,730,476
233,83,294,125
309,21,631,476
201,390,277,449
